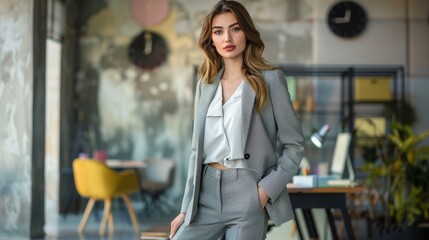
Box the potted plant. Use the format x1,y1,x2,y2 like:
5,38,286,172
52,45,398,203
360,122,429,238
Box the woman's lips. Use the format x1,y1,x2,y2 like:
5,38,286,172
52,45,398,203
223,45,236,51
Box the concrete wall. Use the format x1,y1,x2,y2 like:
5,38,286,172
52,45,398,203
314,0,407,65
408,0,429,137
0,0,34,236
314,0,428,133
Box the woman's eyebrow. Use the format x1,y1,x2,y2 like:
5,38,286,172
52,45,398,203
212,22,239,29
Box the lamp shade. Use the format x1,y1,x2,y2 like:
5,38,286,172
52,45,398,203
311,124,330,148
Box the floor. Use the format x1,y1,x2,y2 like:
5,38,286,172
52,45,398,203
39,197,298,240
2,194,371,240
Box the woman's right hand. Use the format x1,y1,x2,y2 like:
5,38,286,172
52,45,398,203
169,213,185,239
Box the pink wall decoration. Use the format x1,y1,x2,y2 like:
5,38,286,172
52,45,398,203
130,0,171,27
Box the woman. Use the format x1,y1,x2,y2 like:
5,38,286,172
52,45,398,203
170,1,305,239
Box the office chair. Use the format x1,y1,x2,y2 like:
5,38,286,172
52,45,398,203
73,159,140,236
139,158,176,214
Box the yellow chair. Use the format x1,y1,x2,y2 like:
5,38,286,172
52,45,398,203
73,159,140,236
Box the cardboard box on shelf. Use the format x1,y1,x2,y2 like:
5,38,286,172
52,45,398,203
354,77,391,101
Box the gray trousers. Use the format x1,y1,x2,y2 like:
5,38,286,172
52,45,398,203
175,165,269,240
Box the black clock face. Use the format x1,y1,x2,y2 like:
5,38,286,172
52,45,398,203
128,30,169,70
327,1,367,38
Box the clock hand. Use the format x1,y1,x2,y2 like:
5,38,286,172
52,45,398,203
344,9,351,22
333,9,351,24
144,32,153,55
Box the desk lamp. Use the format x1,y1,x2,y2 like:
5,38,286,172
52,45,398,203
293,124,333,187
311,124,355,186
310,124,330,148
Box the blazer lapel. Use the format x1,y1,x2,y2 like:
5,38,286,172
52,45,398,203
195,68,223,156
242,80,256,149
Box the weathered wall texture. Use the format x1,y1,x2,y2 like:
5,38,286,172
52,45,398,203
75,0,313,195
0,0,34,235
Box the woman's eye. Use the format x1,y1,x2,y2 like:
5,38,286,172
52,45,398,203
232,27,241,32
213,30,222,35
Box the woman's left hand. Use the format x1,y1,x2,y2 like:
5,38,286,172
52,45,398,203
257,186,269,209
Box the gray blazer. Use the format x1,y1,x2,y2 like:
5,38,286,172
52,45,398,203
181,68,305,226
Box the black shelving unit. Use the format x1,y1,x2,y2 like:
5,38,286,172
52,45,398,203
280,65,405,172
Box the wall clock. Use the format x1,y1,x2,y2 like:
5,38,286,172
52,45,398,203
128,30,169,70
327,1,367,38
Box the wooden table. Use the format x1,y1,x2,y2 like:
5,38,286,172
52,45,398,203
288,186,366,240
106,159,146,168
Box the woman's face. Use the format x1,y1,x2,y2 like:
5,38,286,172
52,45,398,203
211,12,246,61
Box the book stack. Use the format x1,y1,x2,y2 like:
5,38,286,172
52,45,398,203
140,226,170,240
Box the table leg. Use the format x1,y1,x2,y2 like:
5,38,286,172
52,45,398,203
293,209,304,240
325,208,339,240
302,209,318,239
341,207,355,240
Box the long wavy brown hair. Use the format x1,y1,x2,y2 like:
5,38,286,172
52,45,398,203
198,0,277,112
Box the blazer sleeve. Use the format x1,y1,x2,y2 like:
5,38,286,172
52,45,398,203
258,69,305,202
180,79,201,213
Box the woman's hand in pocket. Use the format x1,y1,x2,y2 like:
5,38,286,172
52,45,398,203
257,186,269,209
170,213,185,239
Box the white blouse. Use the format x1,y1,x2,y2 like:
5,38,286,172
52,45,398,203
203,81,247,168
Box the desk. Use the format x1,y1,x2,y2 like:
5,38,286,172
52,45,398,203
288,186,366,240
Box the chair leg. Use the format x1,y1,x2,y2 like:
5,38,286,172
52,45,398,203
121,194,140,233
337,221,344,237
289,221,297,237
99,198,112,236
108,211,114,235
78,198,96,234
